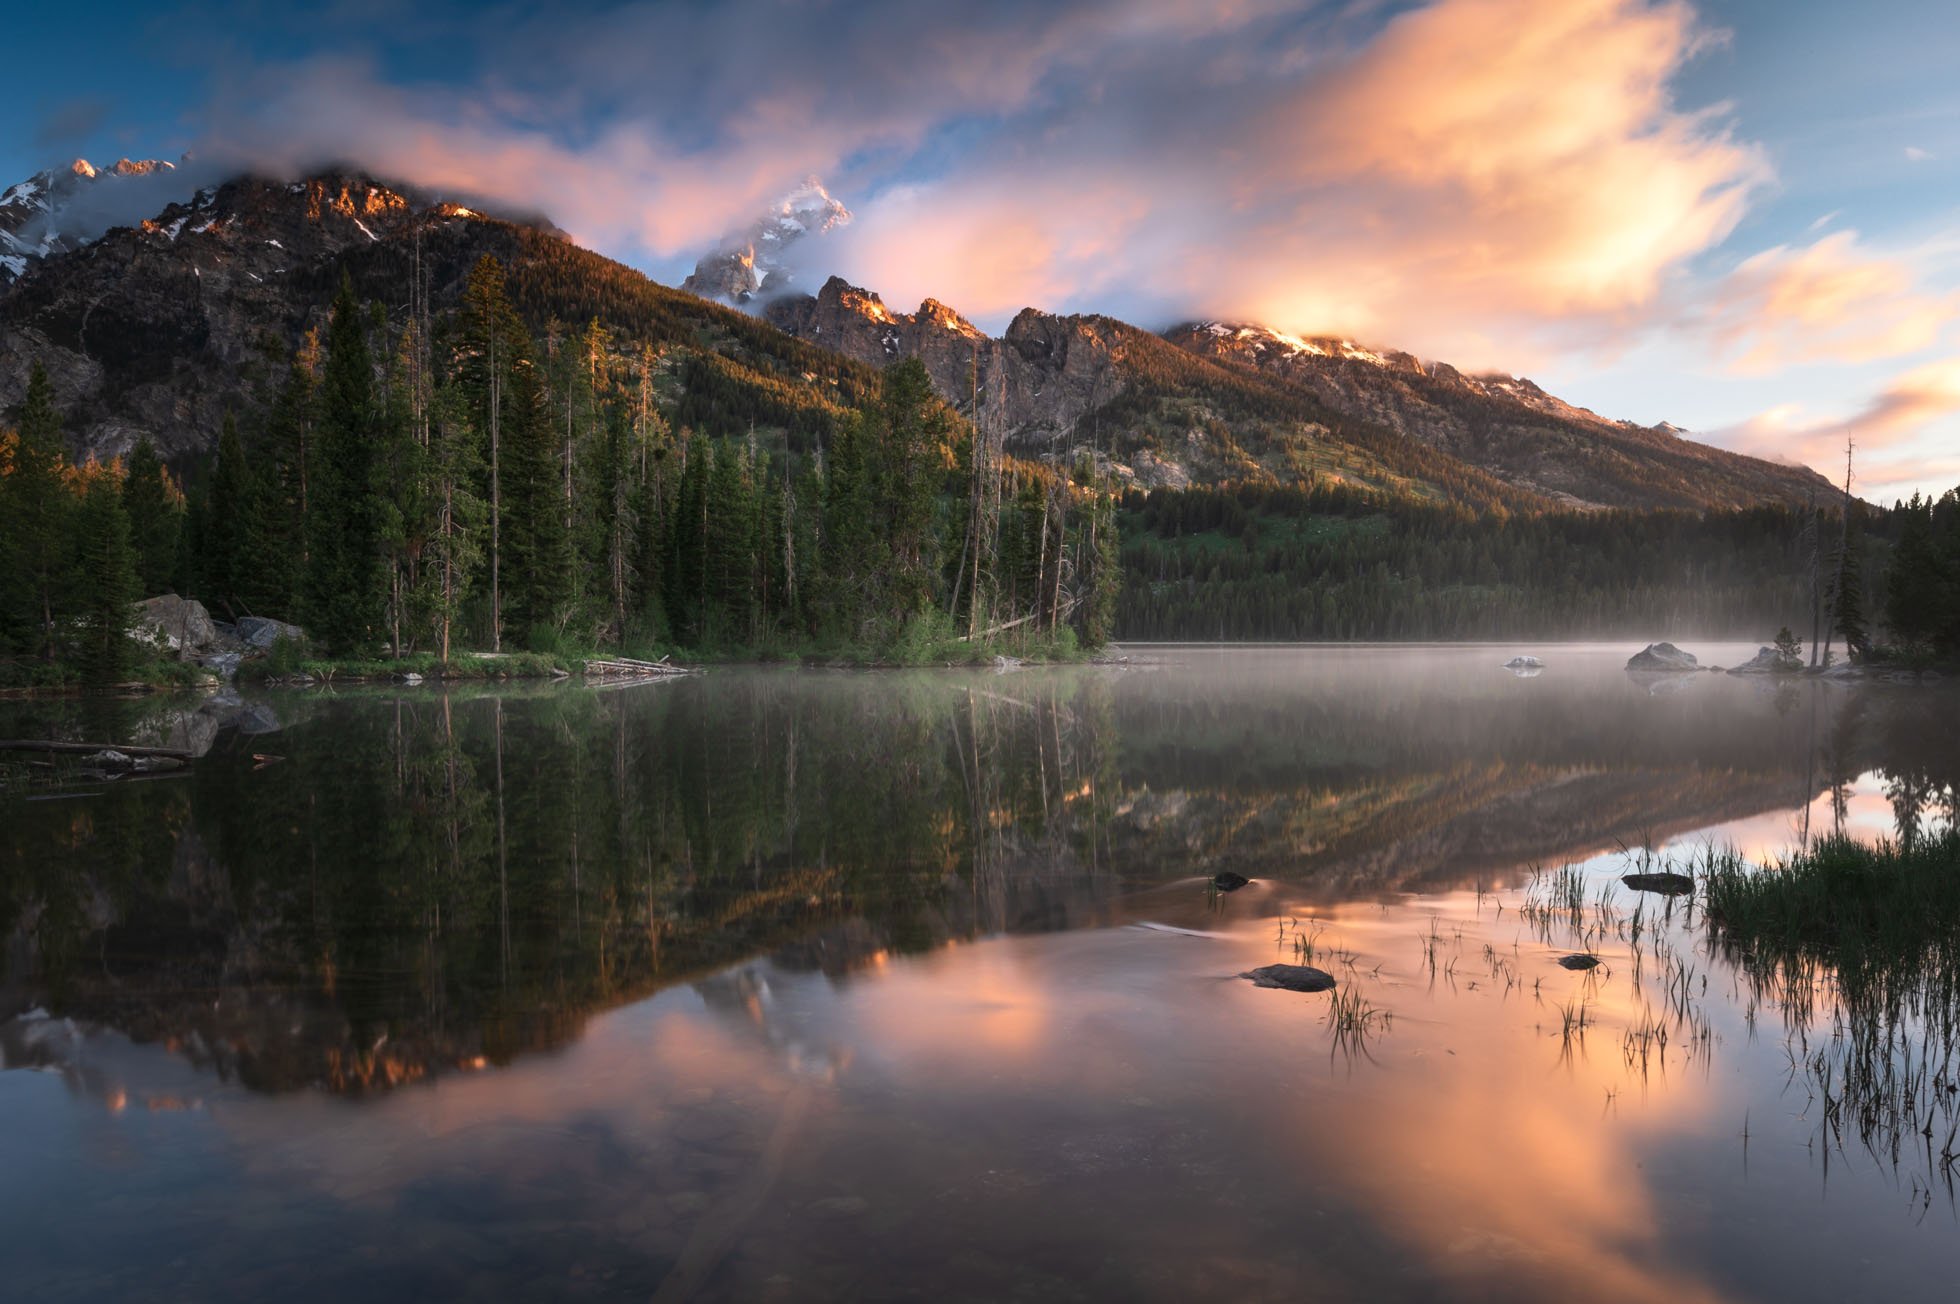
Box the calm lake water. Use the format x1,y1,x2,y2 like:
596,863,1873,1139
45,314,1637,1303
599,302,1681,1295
3,645,1958,1302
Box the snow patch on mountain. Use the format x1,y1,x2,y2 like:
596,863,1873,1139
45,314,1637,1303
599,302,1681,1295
680,178,853,304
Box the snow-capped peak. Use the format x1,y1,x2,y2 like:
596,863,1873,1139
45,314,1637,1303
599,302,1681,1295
682,176,854,305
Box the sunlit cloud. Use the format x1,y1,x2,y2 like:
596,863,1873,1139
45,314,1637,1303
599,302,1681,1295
153,0,1772,372
1704,356,1960,496
1705,231,1958,373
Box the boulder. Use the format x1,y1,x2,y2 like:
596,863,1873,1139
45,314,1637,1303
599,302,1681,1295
1625,642,1697,672
236,616,307,651
1556,954,1602,971
133,595,217,656
1729,646,1801,675
1211,871,1250,891
1240,964,1336,993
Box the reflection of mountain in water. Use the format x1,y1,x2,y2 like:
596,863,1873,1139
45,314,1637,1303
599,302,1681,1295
3,656,1954,1100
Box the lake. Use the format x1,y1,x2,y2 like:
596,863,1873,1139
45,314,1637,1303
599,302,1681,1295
3,645,1957,1302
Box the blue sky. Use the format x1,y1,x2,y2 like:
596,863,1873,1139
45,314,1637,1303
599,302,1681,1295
5,0,1957,501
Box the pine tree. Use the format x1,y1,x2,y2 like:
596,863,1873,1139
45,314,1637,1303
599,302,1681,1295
498,344,571,644
420,379,485,660
459,257,528,651
120,437,181,596
3,363,74,658
202,413,256,616
306,275,384,655
666,436,710,645
72,472,140,683
704,437,757,644
1830,515,1869,661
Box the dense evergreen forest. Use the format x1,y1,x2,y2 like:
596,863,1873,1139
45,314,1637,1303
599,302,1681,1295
1114,480,1960,654
0,257,1119,683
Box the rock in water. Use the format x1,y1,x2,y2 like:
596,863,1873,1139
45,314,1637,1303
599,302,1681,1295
1621,872,1694,895
1212,871,1251,891
1557,954,1602,971
1626,642,1698,671
1240,964,1336,992
1729,646,1801,675
1504,655,1544,669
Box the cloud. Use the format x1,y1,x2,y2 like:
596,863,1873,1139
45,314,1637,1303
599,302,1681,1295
1705,357,1960,496
1704,231,1957,373
35,97,110,148
829,0,1770,364
1905,145,1932,161
146,0,1769,369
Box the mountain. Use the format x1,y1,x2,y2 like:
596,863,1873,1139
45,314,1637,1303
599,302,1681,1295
1166,323,1830,510
763,276,1538,511
0,156,177,287
1,155,1833,514
679,178,851,303
759,274,1832,511
0,166,877,465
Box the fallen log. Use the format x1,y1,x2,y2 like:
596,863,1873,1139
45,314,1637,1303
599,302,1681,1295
0,739,195,760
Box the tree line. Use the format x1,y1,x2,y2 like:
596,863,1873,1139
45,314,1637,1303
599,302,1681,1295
0,257,1121,680
1114,480,1956,653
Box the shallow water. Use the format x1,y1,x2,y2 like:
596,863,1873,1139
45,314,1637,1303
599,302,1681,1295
2,645,1957,1302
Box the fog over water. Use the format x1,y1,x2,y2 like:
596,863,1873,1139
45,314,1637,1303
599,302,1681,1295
2,646,1956,1302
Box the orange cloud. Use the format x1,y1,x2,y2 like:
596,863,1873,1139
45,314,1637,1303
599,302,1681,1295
1705,357,1960,490
829,0,1767,369
1707,231,1958,372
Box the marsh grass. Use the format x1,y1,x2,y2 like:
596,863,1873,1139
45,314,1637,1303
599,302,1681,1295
1704,829,1960,1183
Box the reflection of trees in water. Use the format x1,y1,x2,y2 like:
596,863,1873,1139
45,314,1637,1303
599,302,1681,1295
2,673,1955,1097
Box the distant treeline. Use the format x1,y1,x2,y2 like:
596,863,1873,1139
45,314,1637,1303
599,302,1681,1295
1114,481,1960,653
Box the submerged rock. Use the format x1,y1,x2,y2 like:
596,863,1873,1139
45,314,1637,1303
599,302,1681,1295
1626,642,1698,672
1212,871,1250,891
1556,954,1602,971
1621,872,1694,895
1240,964,1336,993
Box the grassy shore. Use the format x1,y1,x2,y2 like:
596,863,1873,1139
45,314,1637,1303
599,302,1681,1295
1704,829,1960,1012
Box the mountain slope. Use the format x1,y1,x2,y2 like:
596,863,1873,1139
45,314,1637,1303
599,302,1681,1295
0,168,879,464
1167,323,1831,510
766,276,1542,512
757,269,1830,511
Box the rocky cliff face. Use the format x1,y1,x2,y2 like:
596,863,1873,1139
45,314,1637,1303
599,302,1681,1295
679,178,851,303
765,277,1236,484
1167,322,1831,509
759,273,1833,509
0,169,517,463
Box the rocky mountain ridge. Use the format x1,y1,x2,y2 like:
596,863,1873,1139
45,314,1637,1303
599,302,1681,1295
758,273,1832,510
0,155,1833,513
0,156,179,286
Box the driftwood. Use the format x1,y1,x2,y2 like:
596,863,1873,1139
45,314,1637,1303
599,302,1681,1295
0,739,195,760
583,655,696,680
